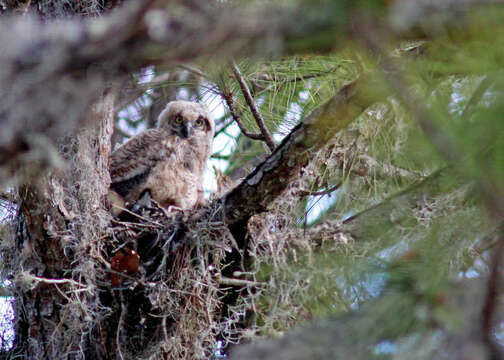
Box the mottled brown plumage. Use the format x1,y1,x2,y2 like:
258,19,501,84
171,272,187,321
109,101,214,210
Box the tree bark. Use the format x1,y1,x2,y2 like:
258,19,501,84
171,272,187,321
12,91,116,359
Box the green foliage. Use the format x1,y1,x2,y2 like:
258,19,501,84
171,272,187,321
104,6,504,356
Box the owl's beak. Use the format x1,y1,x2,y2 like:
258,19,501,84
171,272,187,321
181,122,193,138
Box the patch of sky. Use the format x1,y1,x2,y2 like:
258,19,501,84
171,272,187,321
299,90,310,103
459,268,480,279
458,257,486,279
302,191,339,225
0,281,14,351
214,340,227,358
447,75,495,119
117,94,151,141
201,90,235,193
338,259,388,310
373,340,397,355
496,322,504,346
274,101,303,143
345,274,388,310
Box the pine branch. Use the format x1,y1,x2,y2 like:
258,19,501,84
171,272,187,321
220,89,265,141
230,276,497,360
177,64,208,79
355,22,504,217
357,25,504,359
263,167,454,249
223,78,374,226
252,66,342,96
1,0,502,165
301,182,342,197
461,75,493,122
214,116,235,136
231,61,276,151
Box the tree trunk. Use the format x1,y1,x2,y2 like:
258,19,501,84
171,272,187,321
13,91,115,359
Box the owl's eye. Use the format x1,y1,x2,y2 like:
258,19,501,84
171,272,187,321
195,117,205,127
175,115,183,124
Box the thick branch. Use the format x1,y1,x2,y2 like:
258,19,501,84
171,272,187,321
224,78,375,226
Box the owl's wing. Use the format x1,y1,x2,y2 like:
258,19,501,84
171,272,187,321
110,129,172,197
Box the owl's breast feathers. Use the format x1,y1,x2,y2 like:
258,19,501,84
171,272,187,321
109,129,206,209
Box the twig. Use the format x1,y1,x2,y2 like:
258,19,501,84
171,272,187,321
107,268,151,288
162,316,169,343
300,182,342,197
282,68,341,83
215,116,235,137
24,274,88,289
177,64,208,79
343,167,447,225
111,207,164,226
211,154,231,160
230,61,276,151
111,218,161,229
232,271,255,277
216,274,261,287
220,89,265,140
461,75,493,122
116,292,126,360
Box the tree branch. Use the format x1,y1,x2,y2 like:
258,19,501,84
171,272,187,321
224,78,375,226
230,276,501,360
461,75,494,122
301,182,342,197
177,64,208,79
355,21,504,217
231,61,276,151
220,90,265,141
481,223,504,360
252,66,342,96
356,23,504,359
265,167,456,250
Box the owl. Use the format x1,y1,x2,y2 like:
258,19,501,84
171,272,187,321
109,101,214,212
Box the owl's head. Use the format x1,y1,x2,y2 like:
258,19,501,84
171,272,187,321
157,101,214,140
